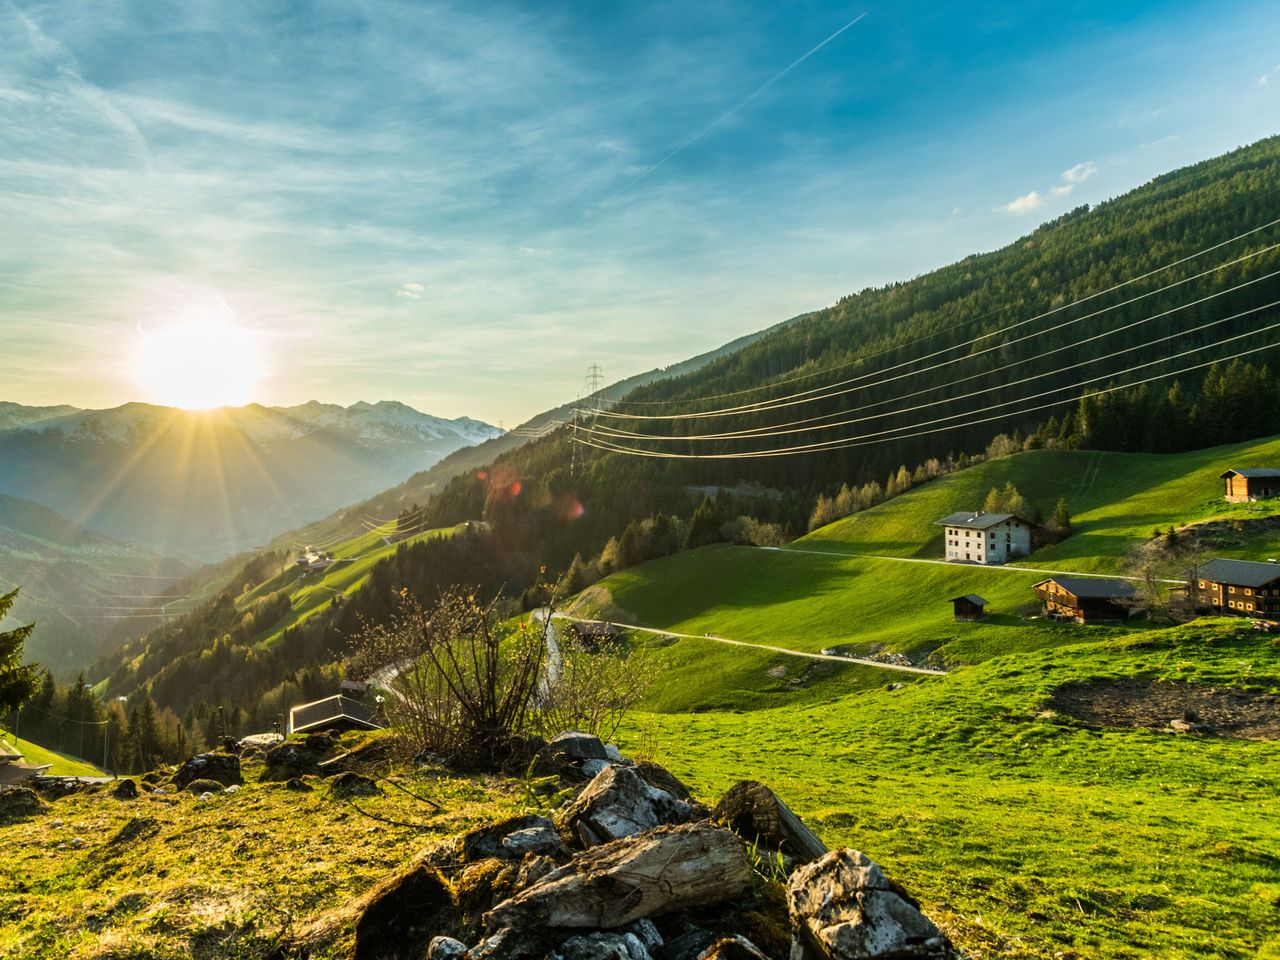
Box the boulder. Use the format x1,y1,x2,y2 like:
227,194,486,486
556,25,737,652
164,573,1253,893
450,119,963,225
553,931,653,960
285,777,313,792
352,861,455,960
503,824,564,858
262,733,334,780
112,778,139,800
712,781,827,868
485,822,752,931
633,761,695,802
329,772,381,797
603,743,626,764
515,854,559,891
427,937,469,960
581,758,611,779
172,752,242,789
546,730,610,761
462,815,563,863
0,786,46,822
556,765,695,848
184,778,226,795
787,849,953,960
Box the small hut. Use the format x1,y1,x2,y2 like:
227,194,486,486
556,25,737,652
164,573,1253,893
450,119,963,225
949,594,988,622
287,695,385,736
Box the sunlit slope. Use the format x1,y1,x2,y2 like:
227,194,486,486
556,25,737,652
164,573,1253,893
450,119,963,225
799,435,1280,571
236,521,461,649
3,735,105,777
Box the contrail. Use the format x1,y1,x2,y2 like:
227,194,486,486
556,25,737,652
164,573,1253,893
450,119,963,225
607,11,868,201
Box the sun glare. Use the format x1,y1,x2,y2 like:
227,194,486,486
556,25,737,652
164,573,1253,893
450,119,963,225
134,311,264,410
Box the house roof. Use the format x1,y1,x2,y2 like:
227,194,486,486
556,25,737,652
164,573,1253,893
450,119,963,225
1035,577,1136,600
1184,558,1280,588
572,621,618,636
949,594,989,606
289,695,383,735
1219,468,1280,479
0,741,23,761
934,511,1034,530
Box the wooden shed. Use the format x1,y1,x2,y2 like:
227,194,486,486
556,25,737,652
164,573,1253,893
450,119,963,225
1220,468,1280,502
949,594,988,622
1034,577,1136,623
1184,558,1280,620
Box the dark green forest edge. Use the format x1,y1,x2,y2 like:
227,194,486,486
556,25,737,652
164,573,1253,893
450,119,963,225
3,138,1280,959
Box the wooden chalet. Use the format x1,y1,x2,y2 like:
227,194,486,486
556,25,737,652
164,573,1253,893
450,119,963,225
287,695,385,736
1034,577,1136,622
569,620,620,648
1220,468,1280,503
1185,558,1280,620
949,594,988,622
0,740,50,790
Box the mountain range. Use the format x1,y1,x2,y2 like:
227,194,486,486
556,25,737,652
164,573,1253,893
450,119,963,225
0,401,501,559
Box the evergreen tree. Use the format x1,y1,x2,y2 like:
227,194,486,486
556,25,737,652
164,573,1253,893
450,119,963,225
0,589,39,718
684,497,721,550
1050,497,1072,535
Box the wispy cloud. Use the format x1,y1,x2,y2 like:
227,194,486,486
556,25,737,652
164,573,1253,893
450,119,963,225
1061,161,1098,184
395,283,424,299
1001,161,1096,212
1260,65,1280,86
1000,191,1044,214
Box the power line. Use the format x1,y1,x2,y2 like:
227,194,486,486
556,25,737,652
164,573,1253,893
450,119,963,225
576,328,1280,459
589,236,1280,422
607,207,1280,407
589,277,1280,443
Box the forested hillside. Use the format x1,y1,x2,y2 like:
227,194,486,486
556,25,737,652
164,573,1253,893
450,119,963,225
66,136,1280,764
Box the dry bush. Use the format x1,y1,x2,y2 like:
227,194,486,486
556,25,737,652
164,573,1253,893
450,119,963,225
536,635,657,743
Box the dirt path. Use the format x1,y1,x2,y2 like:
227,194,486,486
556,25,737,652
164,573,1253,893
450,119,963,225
552,613,947,677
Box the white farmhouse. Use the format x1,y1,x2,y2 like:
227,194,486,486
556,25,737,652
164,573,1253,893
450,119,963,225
935,511,1035,565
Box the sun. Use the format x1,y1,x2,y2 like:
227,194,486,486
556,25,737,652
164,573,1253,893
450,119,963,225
134,311,264,410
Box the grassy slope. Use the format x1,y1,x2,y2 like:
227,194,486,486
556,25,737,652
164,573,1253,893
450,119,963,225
575,436,1280,712
2,735,105,777
237,522,460,649
0,735,519,960
622,619,1280,960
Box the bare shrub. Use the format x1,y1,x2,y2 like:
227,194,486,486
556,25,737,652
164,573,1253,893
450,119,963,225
536,634,657,743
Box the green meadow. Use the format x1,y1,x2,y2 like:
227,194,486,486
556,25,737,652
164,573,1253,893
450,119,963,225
2,734,105,777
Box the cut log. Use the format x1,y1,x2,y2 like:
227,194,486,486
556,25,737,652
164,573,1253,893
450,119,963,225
712,781,827,866
484,822,751,931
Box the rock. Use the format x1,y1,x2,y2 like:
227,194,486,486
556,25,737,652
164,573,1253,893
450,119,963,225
317,738,395,777
659,930,716,960
262,733,334,780
0,786,46,822
516,854,559,890
485,822,752,931
604,743,626,764
352,861,456,960
697,936,769,959
470,926,544,960
503,825,564,857
285,777,313,792
112,778,139,800
217,735,241,753
625,920,663,953
712,781,828,868
70,836,85,848
556,765,695,848
172,752,242,789
185,778,226,795
788,849,953,960
633,761,695,802
50,818,63,827
427,937,469,960
462,815,562,863
547,730,609,761
581,758,611,778
1169,717,1209,734
223,783,241,794
329,772,381,797
554,931,653,960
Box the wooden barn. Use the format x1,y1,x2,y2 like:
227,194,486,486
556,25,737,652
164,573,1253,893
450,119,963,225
1219,468,1280,502
1034,577,1136,622
1185,558,1280,620
949,594,988,622
287,695,385,736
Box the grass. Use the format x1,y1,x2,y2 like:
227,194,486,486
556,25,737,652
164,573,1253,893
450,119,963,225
620,619,1280,960
1,734,105,777
0,733,521,960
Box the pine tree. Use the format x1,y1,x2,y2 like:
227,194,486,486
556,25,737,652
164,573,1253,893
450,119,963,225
684,497,721,550
0,589,39,718
1050,497,1072,535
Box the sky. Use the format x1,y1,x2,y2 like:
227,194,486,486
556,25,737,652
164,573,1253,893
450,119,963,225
1,0,1278,426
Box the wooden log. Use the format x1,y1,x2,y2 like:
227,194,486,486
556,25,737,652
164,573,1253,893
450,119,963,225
712,780,827,865
483,822,751,931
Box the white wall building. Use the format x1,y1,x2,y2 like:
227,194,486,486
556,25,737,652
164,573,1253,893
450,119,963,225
935,511,1034,565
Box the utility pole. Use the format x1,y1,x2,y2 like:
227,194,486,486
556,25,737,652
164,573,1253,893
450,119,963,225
571,364,604,477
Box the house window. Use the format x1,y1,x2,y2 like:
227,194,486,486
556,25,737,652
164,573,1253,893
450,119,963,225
1229,586,1236,594
1198,580,1206,588
1244,589,1253,596
1246,603,1255,611
1228,601,1237,609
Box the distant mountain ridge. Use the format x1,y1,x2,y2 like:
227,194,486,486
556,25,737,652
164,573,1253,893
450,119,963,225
0,400,502,559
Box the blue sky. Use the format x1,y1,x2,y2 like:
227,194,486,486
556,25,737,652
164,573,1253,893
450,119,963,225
1,0,1278,425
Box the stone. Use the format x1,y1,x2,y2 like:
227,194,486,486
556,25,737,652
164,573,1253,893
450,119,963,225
547,730,609,761
185,778,226,795
427,937,469,960
581,758,611,778
624,920,663,953
224,784,241,794
603,743,626,763
502,825,564,857
285,777,313,792
0,786,45,822
485,822,752,931
262,733,334,780
633,761,695,802
112,778,139,800
172,752,242,789
556,765,694,848
462,815,561,863
351,862,455,960
516,854,558,890
788,849,953,960
329,772,381,797
696,936,769,960
659,930,716,960
554,931,653,960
